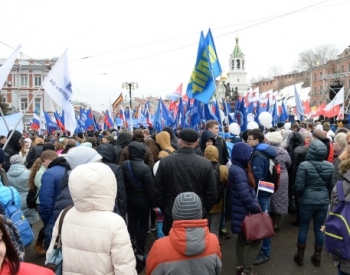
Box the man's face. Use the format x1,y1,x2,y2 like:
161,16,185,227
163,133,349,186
208,125,219,137
247,135,259,147
42,159,52,169
0,138,6,145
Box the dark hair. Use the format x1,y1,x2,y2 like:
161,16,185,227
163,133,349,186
240,129,250,142
0,218,20,274
247,129,264,143
44,138,51,143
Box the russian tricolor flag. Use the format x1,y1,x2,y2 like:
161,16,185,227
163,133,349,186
258,181,274,194
30,113,40,130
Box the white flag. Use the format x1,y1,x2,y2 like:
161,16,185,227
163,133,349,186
324,87,344,111
42,49,76,136
0,45,21,88
248,87,260,102
338,104,344,120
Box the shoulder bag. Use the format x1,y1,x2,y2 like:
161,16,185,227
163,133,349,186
46,205,73,274
241,206,275,241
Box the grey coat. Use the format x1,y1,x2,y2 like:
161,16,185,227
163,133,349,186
270,144,291,214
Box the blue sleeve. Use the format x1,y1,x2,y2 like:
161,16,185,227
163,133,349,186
39,171,55,225
251,155,268,186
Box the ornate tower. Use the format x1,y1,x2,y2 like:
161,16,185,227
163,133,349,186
227,37,248,97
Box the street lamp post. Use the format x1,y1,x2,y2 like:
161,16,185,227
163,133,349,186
122,82,138,111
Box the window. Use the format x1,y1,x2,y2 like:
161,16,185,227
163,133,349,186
34,98,41,112
313,74,316,82
320,72,323,80
342,65,345,73
21,98,28,110
314,87,316,95
20,76,28,86
34,76,41,86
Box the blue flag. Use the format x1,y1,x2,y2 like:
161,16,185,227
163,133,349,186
203,103,216,122
79,107,88,130
272,100,278,126
44,111,59,134
280,100,288,122
205,28,222,78
247,102,254,114
160,99,174,127
266,98,270,113
93,115,101,131
294,84,304,120
85,108,94,129
176,97,185,128
154,99,163,133
254,101,261,125
186,31,216,104
190,99,201,130
213,100,222,131
238,99,247,132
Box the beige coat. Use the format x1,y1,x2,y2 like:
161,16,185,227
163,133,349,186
46,163,137,275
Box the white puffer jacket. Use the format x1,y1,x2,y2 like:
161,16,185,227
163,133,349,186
46,162,137,275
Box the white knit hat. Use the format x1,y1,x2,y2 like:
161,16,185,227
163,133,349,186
10,154,24,165
266,131,283,144
66,146,102,170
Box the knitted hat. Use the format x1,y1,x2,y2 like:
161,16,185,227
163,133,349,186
322,122,330,131
172,192,202,221
335,133,347,148
277,122,285,128
179,128,199,142
0,149,5,164
313,128,326,140
266,131,283,144
66,146,102,170
284,122,291,130
315,124,323,131
10,154,24,165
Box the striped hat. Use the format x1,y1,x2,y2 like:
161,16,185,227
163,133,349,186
172,192,202,221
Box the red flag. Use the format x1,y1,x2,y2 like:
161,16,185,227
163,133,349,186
303,101,311,114
324,105,340,118
317,103,326,116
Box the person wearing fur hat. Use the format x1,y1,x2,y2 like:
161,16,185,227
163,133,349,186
265,132,291,231
7,155,39,225
147,192,222,275
118,129,154,169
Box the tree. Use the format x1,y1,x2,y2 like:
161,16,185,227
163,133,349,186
0,95,10,115
268,67,283,78
297,44,339,71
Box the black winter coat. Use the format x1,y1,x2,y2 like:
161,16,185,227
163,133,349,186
96,144,127,217
154,147,217,232
122,142,154,205
3,130,22,172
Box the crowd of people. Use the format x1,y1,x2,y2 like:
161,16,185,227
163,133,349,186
0,118,348,274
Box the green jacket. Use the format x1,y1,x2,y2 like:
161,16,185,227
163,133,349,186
295,140,334,205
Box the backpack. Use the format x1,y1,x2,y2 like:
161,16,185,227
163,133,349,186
324,181,350,260
251,151,281,192
0,188,34,247
213,163,225,204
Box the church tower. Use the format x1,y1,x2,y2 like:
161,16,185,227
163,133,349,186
227,38,248,96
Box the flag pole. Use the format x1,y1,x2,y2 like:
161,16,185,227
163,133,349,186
2,86,43,150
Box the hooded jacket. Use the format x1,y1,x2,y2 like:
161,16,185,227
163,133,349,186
203,145,228,214
46,163,137,275
39,157,69,225
96,144,127,217
196,130,215,156
229,143,260,234
3,130,22,172
295,140,334,205
251,142,277,197
162,127,179,151
146,219,222,275
7,164,39,224
156,132,176,159
114,133,132,164
119,142,155,169
122,142,154,204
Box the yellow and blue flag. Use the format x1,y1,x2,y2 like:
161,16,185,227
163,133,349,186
205,29,222,78
186,31,216,104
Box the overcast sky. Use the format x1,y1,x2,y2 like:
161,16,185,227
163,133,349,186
0,0,349,112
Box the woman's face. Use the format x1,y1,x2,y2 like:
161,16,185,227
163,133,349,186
0,230,6,267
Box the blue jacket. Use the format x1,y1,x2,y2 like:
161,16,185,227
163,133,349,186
251,143,276,198
229,143,260,234
7,164,39,225
0,182,21,210
39,157,68,225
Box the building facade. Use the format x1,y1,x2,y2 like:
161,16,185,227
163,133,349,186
0,57,58,132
